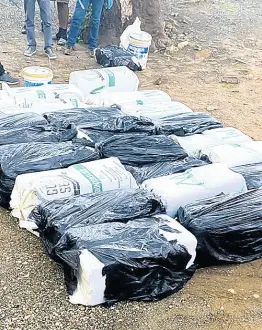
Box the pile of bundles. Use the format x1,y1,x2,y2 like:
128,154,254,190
1,83,262,307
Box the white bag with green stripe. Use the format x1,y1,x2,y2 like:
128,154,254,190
11,157,138,227
142,163,247,217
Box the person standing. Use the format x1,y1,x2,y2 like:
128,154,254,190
52,0,70,46
24,0,57,59
22,0,44,34
64,0,105,56
0,63,19,85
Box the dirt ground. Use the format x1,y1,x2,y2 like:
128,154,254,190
0,0,262,329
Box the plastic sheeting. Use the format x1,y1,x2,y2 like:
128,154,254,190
125,157,207,184
30,188,165,255
155,112,222,136
51,214,197,306
177,189,262,267
97,134,188,166
200,141,262,167
142,163,247,217
0,112,47,129
95,46,142,71
0,141,100,208
11,157,138,224
231,163,262,190
0,123,77,145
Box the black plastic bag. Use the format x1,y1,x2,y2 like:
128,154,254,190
0,123,77,145
232,163,262,190
0,112,47,129
95,46,142,71
125,157,207,184
52,215,197,305
44,107,124,128
30,188,165,256
177,189,262,267
0,140,100,207
97,134,188,166
155,112,223,136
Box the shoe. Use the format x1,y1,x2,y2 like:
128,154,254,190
45,47,57,60
64,46,74,55
21,25,26,35
88,48,95,58
24,47,36,57
53,29,61,41
0,72,19,85
57,38,67,46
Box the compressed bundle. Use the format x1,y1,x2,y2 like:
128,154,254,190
0,141,99,207
0,123,77,145
0,112,47,129
231,163,262,189
200,141,262,167
30,188,165,255
51,214,197,306
155,112,222,136
171,127,252,158
177,189,262,267
11,157,138,225
125,157,207,184
97,134,188,166
142,163,247,217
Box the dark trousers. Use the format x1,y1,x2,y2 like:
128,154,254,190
0,62,4,76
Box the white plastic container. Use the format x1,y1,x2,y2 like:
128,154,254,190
85,90,171,108
128,31,152,69
122,101,192,118
21,66,53,87
2,83,83,109
11,157,138,227
142,163,247,217
69,67,139,98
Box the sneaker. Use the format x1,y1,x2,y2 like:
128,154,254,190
45,47,57,60
21,25,26,35
57,38,67,46
0,72,19,85
24,47,36,57
88,48,95,58
64,46,74,55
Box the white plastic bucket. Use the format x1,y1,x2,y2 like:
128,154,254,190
69,66,139,98
21,66,53,87
128,31,152,69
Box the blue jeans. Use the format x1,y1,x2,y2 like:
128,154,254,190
67,0,104,49
25,0,52,50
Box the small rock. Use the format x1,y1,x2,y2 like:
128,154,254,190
253,294,260,299
228,289,236,295
221,76,239,84
207,105,218,112
220,306,225,311
177,41,189,50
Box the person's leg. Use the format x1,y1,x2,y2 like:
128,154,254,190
22,0,28,34
89,0,104,50
0,63,19,85
67,0,90,48
57,1,69,44
25,0,37,56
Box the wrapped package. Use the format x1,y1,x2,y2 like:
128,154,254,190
0,123,77,145
95,46,142,71
11,157,138,225
142,163,247,217
200,141,262,167
125,157,207,184
30,188,165,255
0,112,47,129
155,112,222,136
122,101,193,118
171,127,252,158
0,141,99,208
231,163,262,189
177,189,262,267
51,214,197,306
97,134,188,166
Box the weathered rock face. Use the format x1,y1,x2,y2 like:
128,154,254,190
82,0,169,49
